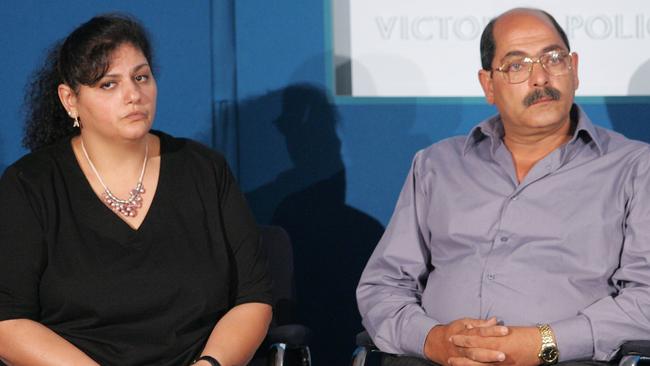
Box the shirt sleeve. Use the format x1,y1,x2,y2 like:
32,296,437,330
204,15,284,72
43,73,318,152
550,315,594,361
217,162,273,307
356,151,439,357
0,166,46,321
574,148,650,361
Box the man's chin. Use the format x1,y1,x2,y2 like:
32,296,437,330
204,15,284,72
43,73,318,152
521,109,568,127
525,99,573,119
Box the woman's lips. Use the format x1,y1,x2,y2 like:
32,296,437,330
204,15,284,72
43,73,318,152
123,111,147,120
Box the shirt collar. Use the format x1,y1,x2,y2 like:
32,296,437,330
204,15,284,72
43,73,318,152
463,104,604,156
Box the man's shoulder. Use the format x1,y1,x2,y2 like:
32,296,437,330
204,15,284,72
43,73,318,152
591,124,650,158
410,135,469,173
416,135,471,160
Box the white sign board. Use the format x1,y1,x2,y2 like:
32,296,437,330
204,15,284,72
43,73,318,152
332,0,650,97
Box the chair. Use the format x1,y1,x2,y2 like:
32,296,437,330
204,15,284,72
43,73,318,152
256,225,312,366
351,330,380,366
619,341,650,366
351,330,650,366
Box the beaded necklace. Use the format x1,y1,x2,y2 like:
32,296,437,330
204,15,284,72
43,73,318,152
80,138,148,217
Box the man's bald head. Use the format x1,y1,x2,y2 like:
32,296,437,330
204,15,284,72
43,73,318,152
480,8,570,70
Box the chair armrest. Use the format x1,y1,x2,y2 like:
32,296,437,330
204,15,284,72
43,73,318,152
621,340,650,356
619,340,650,366
356,330,377,348
267,324,312,347
352,330,379,366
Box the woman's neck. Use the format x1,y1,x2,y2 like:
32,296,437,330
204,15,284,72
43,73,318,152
74,132,150,174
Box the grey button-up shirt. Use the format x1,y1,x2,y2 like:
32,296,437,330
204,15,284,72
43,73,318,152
357,105,650,361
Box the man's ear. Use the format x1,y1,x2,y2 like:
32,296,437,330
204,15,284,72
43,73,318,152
478,69,495,105
570,52,579,91
58,84,78,117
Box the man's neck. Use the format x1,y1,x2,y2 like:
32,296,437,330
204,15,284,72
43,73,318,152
502,119,573,183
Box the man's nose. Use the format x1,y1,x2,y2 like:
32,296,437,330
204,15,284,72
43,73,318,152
528,61,549,87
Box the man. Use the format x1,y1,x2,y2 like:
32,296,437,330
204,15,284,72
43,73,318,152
357,7,650,366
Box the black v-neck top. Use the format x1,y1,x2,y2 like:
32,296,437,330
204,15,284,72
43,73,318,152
0,131,272,365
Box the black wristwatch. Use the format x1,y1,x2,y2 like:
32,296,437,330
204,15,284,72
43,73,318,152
192,355,221,366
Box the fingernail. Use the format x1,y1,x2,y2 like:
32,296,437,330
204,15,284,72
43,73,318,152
499,326,508,335
497,353,506,361
465,324,474,329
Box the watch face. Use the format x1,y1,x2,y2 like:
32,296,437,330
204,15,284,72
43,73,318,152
542,347,559,363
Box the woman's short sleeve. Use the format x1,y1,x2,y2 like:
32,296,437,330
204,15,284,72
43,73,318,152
217,163,273,306
0,166,46,321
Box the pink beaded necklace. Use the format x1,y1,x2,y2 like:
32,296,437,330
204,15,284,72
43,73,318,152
80,138,148,217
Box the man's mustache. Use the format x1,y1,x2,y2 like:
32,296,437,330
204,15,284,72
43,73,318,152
523,87,561,107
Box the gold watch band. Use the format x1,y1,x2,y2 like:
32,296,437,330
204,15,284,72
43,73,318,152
537,324,559,365
539,324,555,345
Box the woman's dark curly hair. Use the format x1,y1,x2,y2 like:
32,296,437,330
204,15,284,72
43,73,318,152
23,13,155,151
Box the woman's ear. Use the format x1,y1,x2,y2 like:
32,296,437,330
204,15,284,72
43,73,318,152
58,84,78,117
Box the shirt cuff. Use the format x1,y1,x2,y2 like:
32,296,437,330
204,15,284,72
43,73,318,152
550,315,594,362
402,312,440,358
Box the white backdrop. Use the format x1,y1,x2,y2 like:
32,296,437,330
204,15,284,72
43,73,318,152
332,0,650,97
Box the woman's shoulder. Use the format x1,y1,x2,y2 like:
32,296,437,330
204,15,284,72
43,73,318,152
4,138,71,182
155,130,229,170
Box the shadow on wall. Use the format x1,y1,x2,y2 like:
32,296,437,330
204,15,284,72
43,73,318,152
244,84,384,365
606,60,650,144
628,58,650,96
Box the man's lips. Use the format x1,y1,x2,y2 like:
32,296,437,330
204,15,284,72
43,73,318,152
531,97,553,105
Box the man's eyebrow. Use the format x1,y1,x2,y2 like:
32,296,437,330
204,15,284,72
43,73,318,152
501,44,567,60
501,50,527,59
541,44,566,53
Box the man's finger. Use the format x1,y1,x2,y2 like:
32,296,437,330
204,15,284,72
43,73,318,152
461,325,509,337
448,356,495,366
451,335,480,348
463,317,498,329
450,331,506,349
456,346,506,363
478,325,508,337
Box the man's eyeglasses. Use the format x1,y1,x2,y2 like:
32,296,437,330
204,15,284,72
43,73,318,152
493,50,573,84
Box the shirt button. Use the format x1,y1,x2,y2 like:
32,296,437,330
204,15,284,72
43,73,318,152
500,237,508,242
487,273,496,280
511,195,518,201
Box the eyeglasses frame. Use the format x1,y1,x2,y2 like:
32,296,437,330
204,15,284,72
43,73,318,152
492,50,575,84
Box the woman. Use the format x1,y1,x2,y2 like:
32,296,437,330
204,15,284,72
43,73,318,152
0,14,272,366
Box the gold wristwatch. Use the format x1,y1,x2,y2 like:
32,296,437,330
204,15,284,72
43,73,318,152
537,324,559,365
